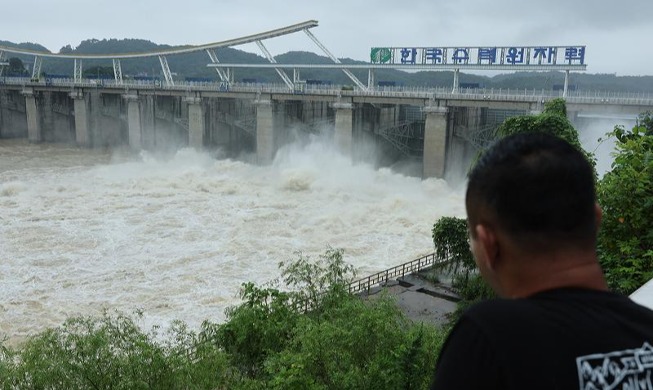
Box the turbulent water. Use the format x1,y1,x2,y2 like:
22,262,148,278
0,137,465,345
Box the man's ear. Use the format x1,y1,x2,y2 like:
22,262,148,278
475,224,500,270
594,203,603,230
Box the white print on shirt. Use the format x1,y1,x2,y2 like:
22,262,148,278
576,342,653,390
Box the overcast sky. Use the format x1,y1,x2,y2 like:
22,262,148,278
2,0,651,76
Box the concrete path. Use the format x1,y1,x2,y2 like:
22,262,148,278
361,273,459,327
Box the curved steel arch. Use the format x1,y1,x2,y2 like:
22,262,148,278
0,20,318,59
0,19,367,90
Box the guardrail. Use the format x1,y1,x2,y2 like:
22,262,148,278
3,77,653,107
348,252,443,294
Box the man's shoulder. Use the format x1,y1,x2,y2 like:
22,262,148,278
462,287,653,330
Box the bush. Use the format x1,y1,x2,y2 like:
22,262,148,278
597,113,653,294
216,248,447,389
1,310,230,389
431,216,495,324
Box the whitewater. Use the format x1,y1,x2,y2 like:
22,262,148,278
0,136,465,345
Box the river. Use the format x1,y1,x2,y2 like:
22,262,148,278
0,137,465,345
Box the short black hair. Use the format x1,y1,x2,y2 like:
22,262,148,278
466,132,597,250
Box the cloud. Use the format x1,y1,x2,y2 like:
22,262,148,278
1,0,651,75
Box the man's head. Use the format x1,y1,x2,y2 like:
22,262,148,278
466,132,600,294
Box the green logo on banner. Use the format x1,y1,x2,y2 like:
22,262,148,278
371,48,392,64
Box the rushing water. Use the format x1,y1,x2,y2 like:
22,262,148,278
0,137,465,345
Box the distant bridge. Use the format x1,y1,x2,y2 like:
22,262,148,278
0,20,589,95
0,21,650,179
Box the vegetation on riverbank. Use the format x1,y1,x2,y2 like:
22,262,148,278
0,248,446,389
596,113,653,294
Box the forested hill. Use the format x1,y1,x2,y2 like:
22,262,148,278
2,38,653,92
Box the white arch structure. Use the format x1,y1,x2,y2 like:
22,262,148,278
0,20,367,90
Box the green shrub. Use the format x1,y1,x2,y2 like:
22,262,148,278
597,113,653,294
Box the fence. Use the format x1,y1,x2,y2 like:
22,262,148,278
3,77,653,107
348,252,444,294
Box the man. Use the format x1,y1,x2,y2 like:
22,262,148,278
431,132,653,389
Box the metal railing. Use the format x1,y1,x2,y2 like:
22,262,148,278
348,252,443,294
3,77,653,107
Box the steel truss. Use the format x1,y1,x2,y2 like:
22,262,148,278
454,123,498,150
74,59,83,83
32,56,42,80
0,51,7,76
206,49,229,82
158,55,174,86
255,40,294,90
113,59,123,85
376,120,424,157
233,115,256,136
302,29,367,91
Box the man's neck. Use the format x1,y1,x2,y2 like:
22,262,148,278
501,251,609,298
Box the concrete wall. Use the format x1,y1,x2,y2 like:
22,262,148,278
0,90,27,138
187,97,204,149
423,106,449,179
72,94,90,146
24,91,41,142
256,98,274,164
125,95,142,149
333,101,353,156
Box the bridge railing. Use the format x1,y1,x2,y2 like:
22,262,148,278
3,77,653,106
347,252,444,294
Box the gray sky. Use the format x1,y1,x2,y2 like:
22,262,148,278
3,0,651,76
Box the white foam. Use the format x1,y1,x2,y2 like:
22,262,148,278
0,181,27,197
0,138,465,344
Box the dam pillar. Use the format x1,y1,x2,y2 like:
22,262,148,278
185,96,205,149
423,106,449,179
69,90,90,147
255,96,274,164
333,100,353,156
124,94,142,149
23,89,41,142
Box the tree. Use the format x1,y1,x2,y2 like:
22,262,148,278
2,310,229,389
83,65,114,79
58,44,74,54
431,217,495,318
431,217,475,281
7,57,28,77
597,112,653,294
216,248,446,389
496,98,594,165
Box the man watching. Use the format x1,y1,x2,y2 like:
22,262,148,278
431,132,653,389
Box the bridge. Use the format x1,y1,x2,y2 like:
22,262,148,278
1,20,652,178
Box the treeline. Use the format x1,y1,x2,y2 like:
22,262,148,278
2,38,653,91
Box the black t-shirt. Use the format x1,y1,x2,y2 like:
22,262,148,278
431,288,653,389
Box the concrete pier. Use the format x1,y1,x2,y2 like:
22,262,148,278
423,106,449,179
23,89,41,142
333,101,353,156
186,97,205,149
70,91,89,146
255,97,274,164
124,94,142,149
